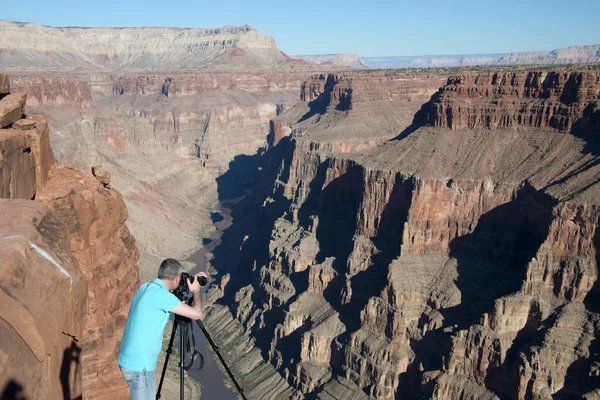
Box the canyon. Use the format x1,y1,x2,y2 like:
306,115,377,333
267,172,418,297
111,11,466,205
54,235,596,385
0,20,326,400
0,19,599,400
10,71,312,281
201,66,600,399
0,21,334,280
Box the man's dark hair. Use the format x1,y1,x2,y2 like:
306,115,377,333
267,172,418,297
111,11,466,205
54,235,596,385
158,258,182,280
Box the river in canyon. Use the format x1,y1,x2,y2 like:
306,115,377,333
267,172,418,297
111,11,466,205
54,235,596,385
186,196,244,400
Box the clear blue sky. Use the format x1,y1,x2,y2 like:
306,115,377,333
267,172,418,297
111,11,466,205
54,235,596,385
3,0,600,57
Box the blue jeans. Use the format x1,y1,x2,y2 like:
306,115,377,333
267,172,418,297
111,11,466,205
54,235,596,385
119,365,157,400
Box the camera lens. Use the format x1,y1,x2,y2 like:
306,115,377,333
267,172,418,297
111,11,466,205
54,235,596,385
198,276,208,286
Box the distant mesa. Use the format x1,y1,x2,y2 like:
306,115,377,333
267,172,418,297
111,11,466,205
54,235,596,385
362,44,600,68
288,44,600,71
0,19,304,71
291,53,368,69
295,45,600,70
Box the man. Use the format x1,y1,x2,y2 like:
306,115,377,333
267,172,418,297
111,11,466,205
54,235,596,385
118,258,207,400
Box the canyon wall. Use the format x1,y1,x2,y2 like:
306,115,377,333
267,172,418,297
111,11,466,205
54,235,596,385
203,67,600,399
0,20,337,282
299,71,443,110
270,70,447,149
426,70,600,132
7,69,311,280
0,73,140,399
96,73,305,96
11,76,93,108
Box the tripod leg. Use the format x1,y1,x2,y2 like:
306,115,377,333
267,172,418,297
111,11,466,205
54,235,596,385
179,321,185,400
156,322,178,400
196,320,248,400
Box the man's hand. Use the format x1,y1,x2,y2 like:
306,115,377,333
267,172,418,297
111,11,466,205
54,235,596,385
186,271,208,294
195,271,208,283
186,276,201,294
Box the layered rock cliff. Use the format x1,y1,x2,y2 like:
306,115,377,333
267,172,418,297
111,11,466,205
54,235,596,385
425,70,600,132
0,18,337,282
203,67,600,399
270,70,447,149
10,76,93,108
0,73,140,399
8,69,312,280
0,20,298,70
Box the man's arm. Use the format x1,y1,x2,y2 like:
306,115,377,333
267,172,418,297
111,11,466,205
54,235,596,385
170,274,205,320
170,294,203,320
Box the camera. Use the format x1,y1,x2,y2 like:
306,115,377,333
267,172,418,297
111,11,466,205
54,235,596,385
183,272,208,287
172,272,208,301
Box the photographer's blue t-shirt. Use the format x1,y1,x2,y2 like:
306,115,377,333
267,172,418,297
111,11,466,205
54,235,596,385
118,278,181,372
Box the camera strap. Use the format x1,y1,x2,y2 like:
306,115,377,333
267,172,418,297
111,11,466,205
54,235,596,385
182,322,204,371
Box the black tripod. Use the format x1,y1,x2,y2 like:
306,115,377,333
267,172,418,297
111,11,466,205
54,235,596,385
156,315,194,400
156,314,248,400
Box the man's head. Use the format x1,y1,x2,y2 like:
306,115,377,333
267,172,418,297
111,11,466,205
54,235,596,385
158,258,182,290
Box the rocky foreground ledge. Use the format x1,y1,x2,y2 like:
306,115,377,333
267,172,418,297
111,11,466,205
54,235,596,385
0,73,140,399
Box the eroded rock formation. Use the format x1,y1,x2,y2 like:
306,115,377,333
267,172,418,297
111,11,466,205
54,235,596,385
0,73,140,399
9,69,314,280
203,67,600,399
10,77,93,108
425,70,600,132
0,19,348,281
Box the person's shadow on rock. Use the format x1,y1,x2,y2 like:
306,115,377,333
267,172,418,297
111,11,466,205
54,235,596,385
0,380,28,400
60,341,82,400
